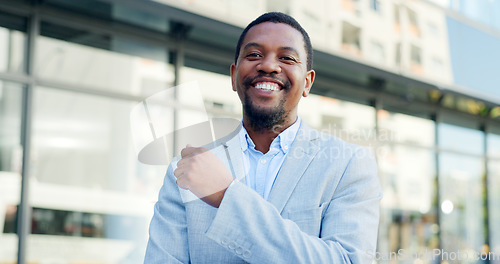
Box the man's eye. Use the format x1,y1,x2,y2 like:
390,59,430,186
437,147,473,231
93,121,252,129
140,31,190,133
281,56,296,62
246,53,261,58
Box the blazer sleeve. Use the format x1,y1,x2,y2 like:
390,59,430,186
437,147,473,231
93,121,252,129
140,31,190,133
144,162,190,264
205,147,382,264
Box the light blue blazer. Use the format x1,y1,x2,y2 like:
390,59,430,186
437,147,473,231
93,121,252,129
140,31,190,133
145,122,382,263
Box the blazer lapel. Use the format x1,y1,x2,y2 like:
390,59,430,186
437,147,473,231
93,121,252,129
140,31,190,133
267,123,320,213
221,130,246,183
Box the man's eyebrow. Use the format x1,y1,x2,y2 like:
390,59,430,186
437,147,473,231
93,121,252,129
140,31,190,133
242,43,300,55
242,42,263,50
280,46,300,55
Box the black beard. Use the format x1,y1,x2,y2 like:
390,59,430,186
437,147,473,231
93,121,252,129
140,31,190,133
241,74,291,133
243,95,287,133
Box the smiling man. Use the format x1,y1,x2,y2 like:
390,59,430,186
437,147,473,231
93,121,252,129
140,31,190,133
145,12,382,264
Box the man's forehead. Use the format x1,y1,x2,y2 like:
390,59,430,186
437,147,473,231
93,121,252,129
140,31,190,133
242,22,306,51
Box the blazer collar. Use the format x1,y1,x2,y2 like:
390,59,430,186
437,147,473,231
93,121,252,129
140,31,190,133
267,122,320,213
221,124,246,183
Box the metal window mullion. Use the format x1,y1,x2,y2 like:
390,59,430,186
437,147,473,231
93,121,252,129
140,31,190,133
172,24,189,156
172,39,184,157
17,7,39,264
372,94,385,256
434,110,442,257
483,123,491,262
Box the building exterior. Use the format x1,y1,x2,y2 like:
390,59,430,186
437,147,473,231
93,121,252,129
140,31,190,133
0,0,499,263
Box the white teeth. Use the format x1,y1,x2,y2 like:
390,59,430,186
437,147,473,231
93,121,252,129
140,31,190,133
255,82,279,91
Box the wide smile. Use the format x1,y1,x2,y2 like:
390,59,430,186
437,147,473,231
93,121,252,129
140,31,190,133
250,78,284,96
254,81,280,91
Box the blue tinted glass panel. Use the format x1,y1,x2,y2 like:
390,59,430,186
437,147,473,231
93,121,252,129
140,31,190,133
438,123,483,155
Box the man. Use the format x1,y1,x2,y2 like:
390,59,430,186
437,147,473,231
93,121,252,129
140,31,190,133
145,12,382,263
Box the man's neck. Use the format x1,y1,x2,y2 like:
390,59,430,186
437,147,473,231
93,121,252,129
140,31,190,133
243,116,297,154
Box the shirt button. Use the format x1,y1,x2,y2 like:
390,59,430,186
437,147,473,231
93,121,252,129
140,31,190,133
260,159,267,164
284,145,288,150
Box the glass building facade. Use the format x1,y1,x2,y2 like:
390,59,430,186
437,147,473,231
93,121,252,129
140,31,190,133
0,0,499,263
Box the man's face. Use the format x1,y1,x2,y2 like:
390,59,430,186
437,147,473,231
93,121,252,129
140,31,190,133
231,22,315,131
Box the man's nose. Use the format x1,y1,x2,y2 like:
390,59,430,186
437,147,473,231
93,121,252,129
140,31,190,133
256,56,281,74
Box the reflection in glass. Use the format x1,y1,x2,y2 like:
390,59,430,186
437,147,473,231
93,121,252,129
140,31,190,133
299,96,376,148
0,25,26,74
33,87,137,190
378,111,435,147
0,81,23,173
180,67,241,119
378,145,437,263
488,133,500,158
29,87,167,263
438,123,484,155
0,81,23,263
379,145,435,213
0,205,18,262
489,160,500,261
35,36,173,96
439,152,484,256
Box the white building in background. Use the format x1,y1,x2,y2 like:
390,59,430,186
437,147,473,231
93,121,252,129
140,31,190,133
157,0,453,85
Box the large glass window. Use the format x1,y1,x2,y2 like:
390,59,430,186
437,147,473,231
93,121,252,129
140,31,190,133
378,111,435,147
299,96,376,148
378,145,437,260
36,32,172,97
490,159,500,261
488,133,500,260
488,133,500,158
438,123,484,155
0,81,24,263
28,87,168,263
0,81,23,173
17,9,186,263
0,13,27,74
379,145,435,213
377,112,437,263
180,67,241,120
439,153,484,256
438,123,485,257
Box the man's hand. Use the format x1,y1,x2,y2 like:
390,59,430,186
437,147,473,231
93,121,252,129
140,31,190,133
174,145,234,208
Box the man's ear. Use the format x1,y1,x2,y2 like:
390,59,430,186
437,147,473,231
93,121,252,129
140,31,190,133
303,69,315,97
230,64,237,91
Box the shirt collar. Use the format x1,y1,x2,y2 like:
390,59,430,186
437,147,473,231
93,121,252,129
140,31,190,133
238,117,301,154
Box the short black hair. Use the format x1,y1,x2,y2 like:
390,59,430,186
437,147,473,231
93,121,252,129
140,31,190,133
234,12,313,71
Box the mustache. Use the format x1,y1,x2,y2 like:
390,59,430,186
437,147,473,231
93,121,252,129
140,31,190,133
242,74,291,90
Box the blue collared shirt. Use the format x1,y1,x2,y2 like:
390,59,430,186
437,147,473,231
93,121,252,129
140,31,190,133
238,118,301,200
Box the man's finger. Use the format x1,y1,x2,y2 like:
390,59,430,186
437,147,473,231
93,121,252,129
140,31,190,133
181,146,210,158
176,178,189,190
173,167,183,179
181,146,197,158
176,157,186,167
